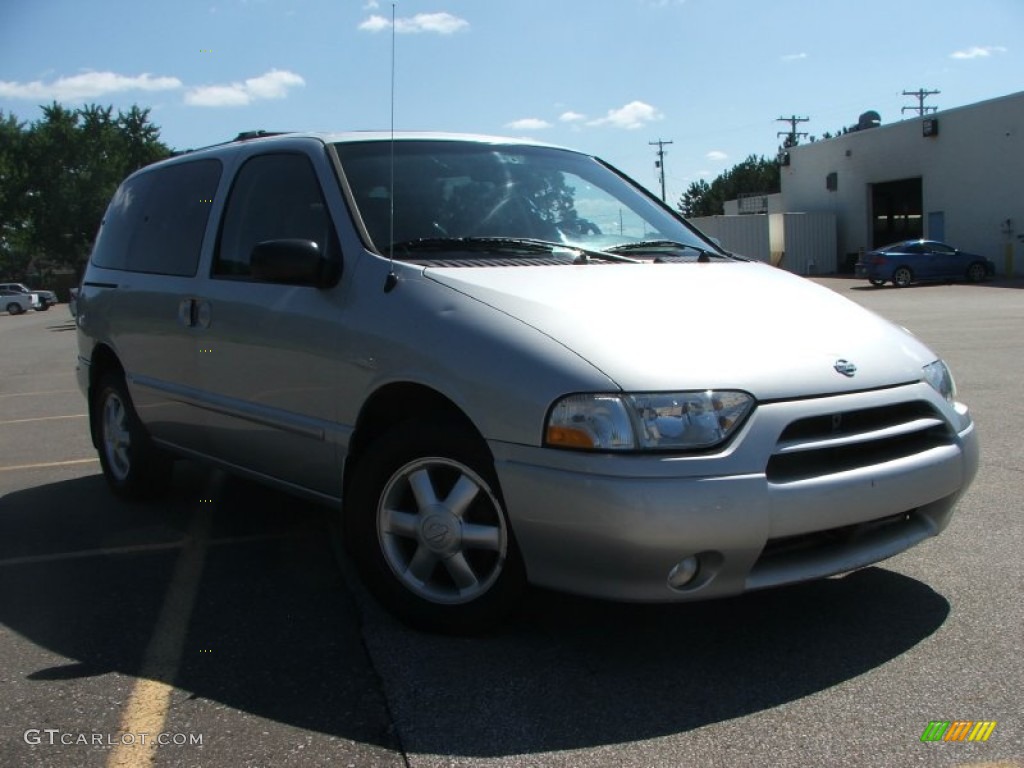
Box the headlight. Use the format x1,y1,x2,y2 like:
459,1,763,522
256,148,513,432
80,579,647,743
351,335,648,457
545,390,754,451
922,359,956,403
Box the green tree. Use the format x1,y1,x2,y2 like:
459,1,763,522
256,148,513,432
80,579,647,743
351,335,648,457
0,111,33,279
3,103,171,279
678,179,718,218
677,155,781,218
118,105,168,171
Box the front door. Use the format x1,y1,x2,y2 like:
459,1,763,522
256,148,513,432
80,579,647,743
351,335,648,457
193,150,348,497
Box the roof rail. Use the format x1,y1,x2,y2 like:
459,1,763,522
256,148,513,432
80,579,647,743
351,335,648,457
233,130,289,141
170,130,293,157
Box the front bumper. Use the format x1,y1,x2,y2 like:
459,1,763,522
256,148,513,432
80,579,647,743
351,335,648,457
492,383,978,602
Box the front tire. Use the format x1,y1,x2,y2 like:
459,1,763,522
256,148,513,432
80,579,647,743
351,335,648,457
966,262,987,283
343,420,525,633
93,372,172,500
892,267,913,288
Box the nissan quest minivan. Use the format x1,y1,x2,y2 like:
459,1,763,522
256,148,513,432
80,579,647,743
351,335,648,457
76,132,979,632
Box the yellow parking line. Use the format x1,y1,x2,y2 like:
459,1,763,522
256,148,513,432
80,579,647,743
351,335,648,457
107,509,211,768
0,414,86,425
0,389,78,398
0,541,185,568
0,532,307,568
0,458,98,472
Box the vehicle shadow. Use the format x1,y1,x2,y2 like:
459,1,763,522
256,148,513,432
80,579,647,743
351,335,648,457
0,469,950,756
359,565,949,756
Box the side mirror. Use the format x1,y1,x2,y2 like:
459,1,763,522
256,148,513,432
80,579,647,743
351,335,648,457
250,239,339,287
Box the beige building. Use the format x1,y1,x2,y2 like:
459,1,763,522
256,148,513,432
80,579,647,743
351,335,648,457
781,90,1024,275
693,91,1023,276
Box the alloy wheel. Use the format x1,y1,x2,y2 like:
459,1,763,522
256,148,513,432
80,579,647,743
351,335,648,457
376,456,507,605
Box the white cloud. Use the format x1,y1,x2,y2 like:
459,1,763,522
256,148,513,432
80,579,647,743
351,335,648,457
950,45,1007,60
359,12,469,34
184,69,305,107
781,52,807,61
588,100,663,130
506,118,550,131
706,150,728,161
183,85,250,107
559,111,586,122
364,0,379,8
359,14,391,32
0,71,182,101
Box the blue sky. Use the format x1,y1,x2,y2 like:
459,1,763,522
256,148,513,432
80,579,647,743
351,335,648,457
1,0,1020,204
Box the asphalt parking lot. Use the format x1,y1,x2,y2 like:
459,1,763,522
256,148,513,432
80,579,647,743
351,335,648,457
1,279,1022,768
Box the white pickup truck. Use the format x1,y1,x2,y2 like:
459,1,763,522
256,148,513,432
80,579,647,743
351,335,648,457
1,289,33,315
0,282,58,311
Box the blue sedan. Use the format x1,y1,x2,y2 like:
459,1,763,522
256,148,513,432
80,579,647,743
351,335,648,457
857,240,996,288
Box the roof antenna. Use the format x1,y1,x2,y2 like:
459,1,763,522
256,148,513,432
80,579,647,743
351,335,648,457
383,2,399,293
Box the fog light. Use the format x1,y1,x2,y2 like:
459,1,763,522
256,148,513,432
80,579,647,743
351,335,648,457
667,556,700,589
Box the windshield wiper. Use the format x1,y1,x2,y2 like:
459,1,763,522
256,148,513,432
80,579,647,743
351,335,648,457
604,239,722,261
389,237,643,264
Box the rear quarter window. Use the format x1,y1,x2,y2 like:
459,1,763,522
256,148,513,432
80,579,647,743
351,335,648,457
91,159,222,276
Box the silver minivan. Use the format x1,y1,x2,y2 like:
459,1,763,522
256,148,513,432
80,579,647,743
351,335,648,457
76,132,979,631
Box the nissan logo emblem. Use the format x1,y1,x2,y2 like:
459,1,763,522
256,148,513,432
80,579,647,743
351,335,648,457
834,359,857,377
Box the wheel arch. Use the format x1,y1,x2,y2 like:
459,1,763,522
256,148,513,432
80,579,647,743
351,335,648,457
344,382,488,491
86,344,125,448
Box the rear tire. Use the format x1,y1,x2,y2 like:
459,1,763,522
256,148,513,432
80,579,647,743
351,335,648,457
342,419,526,634
892,267,913,288
6,302,23,315
93,372,172,500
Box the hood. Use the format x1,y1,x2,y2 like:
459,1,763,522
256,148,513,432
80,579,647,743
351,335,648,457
424,261,936,400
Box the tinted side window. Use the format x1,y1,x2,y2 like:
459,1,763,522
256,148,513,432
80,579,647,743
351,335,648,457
91,173,151,271
131,160,221,276
92,159,221,276
214,153,334,279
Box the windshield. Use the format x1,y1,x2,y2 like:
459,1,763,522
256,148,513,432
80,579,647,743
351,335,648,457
332,140,715,257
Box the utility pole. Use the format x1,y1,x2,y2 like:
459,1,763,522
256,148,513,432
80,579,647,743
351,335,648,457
901,88,940,116
776,115,809,148
649,138,673,202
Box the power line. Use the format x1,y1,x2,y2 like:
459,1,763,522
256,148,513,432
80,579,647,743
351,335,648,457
649,138,673,201
901,88,940,116
776,115,809,147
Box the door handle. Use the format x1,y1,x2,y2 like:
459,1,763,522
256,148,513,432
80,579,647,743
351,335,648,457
178,298,196,327
177,298,210,328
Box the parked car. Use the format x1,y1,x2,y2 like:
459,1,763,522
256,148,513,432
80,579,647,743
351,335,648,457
0,282,58,310
76,132,979,632
1,289,33,315
856,240,996,287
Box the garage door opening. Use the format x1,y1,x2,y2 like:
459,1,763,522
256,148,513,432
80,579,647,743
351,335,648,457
871,178,922,247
